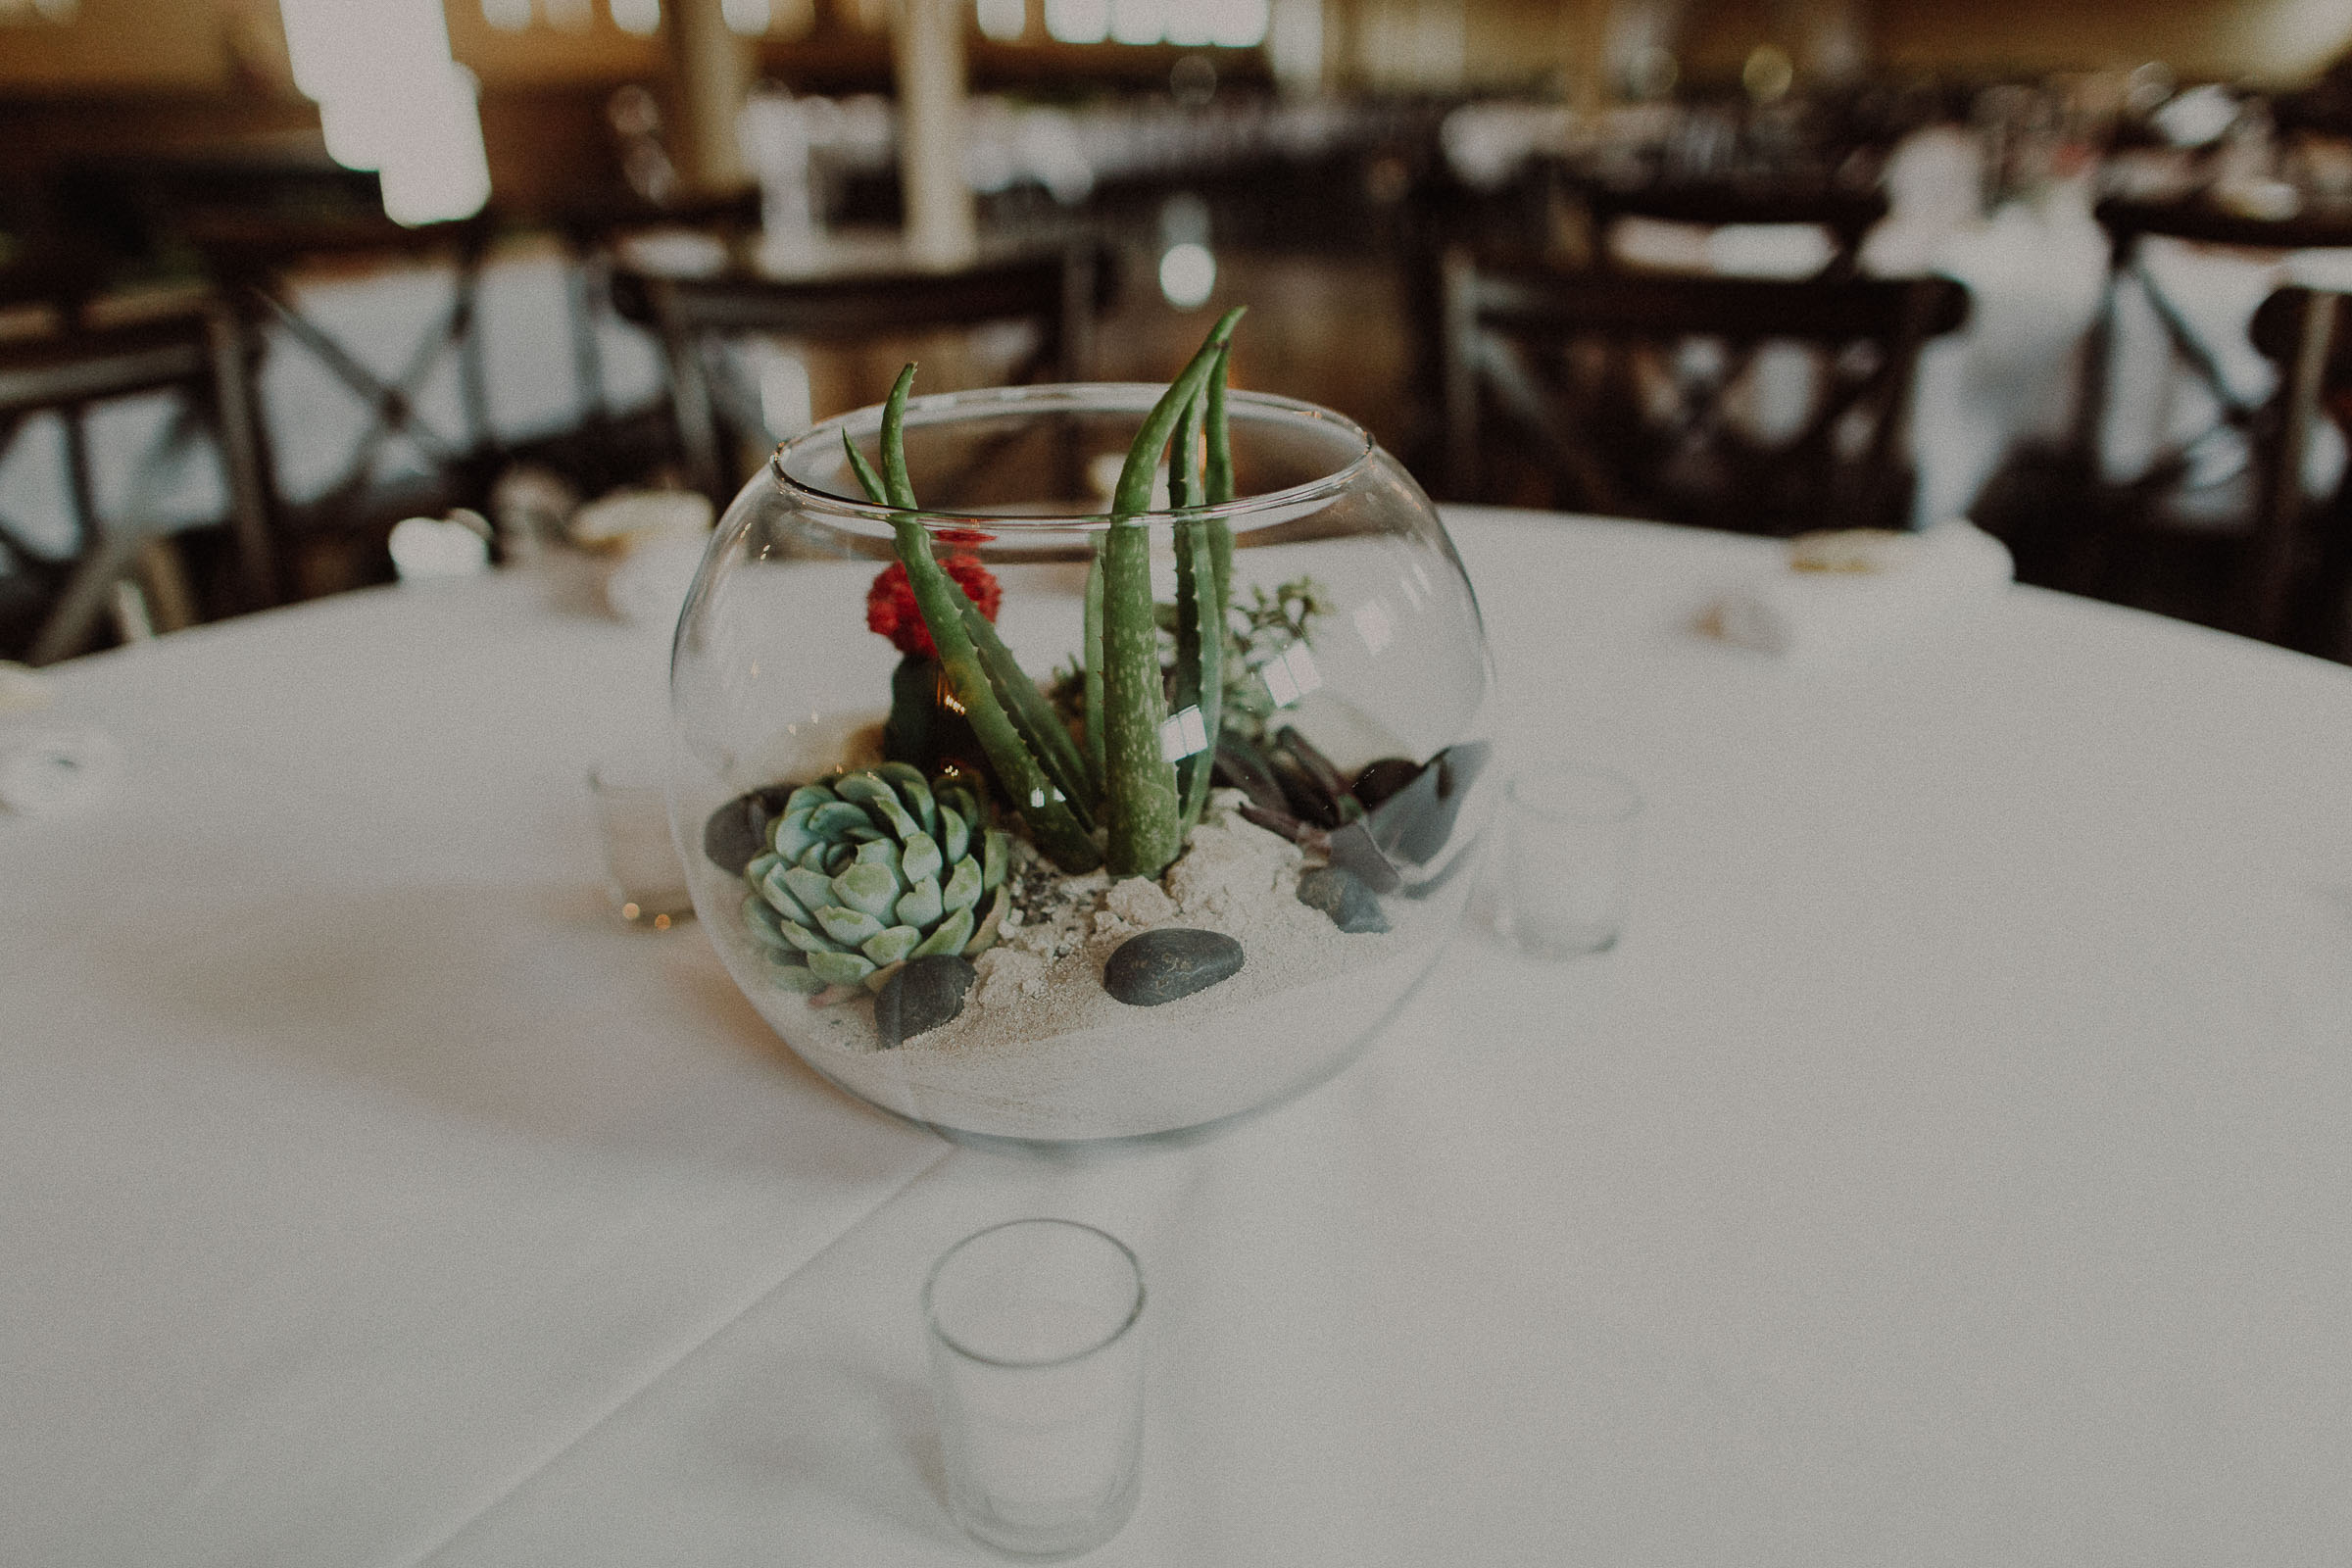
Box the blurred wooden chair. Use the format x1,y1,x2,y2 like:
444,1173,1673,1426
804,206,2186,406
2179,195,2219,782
2068,196,2352,526
612,242,1103,502
539,189,762,479
188,211,499,593
2244,284,2352,655
1440,251,1969,534
2001,198,2352,642
0,290,275,663
1568,173,1889,279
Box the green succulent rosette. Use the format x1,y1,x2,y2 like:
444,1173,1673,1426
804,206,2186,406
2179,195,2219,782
739,761,1009,996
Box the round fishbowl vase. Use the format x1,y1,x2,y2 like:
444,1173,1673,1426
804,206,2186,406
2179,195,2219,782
669,383,1494,1146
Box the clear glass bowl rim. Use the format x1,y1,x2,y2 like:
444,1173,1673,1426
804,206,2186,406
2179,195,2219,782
762,381,1379,531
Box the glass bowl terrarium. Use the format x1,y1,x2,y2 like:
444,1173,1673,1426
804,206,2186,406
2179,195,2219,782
670,316,1494,1145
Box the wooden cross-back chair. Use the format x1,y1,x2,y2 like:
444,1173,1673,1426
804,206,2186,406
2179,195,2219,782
2011,200,2352,649
613,242,1102,503
188,211,500,565
2245,284,2352,656
0,275,275,664
1441,251,1970,534
2072,197,2352,529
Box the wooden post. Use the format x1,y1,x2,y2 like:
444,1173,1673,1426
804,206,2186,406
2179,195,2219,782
665,0,756,195
893,0,978,267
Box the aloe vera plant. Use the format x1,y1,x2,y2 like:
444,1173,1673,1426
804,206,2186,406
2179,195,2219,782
845,310,1246,881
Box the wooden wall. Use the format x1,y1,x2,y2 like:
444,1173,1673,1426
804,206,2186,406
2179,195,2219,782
1874,0,2352,82
3,0,2350,144
1321,0,2352,92
0,0,290,93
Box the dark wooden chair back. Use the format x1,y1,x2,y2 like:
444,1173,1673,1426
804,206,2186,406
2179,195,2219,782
2246,284,2352,655
1441,252,1969,534
0,299,275,662
2009,199,2352,648
2073,196,2352,503
1572,174,1889,279
613,242,1102,501
186,212,501,567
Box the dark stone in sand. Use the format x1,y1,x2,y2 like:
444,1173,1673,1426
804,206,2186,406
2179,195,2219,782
1366,741,1494,866
1351,757,1424,811
704,784,796,874
874,954,977,1049
1320,743,1496,897
1102,928,1245,1006
1297,865,1390,933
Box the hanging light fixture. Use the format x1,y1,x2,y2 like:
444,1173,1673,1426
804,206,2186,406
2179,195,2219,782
278,0,492,226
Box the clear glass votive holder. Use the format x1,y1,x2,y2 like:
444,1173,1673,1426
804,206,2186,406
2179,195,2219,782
586,752,694,929
1497,765,1642,958
923,1219,1147,1560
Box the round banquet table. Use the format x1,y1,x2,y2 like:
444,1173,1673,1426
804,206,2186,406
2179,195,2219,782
4,510,2348,1566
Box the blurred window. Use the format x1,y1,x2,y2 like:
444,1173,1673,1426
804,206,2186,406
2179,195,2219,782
1064,0,1261,46
1045,0,1109,43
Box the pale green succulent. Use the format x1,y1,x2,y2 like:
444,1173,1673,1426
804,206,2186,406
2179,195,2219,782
739,761,1008,996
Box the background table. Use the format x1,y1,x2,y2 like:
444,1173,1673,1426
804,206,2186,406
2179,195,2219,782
5,511,2348,1564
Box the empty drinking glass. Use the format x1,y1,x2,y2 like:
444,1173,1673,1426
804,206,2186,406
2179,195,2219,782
924,1219,1147,1559
587,749,694,928
1495,766,1642,958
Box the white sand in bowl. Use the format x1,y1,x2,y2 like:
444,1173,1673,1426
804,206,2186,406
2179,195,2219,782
774,792,1445,1141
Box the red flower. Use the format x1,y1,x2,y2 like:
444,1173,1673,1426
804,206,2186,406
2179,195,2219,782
867,554,1002,659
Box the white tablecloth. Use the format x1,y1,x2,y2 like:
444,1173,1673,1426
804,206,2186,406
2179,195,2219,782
5,511,2349,1565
